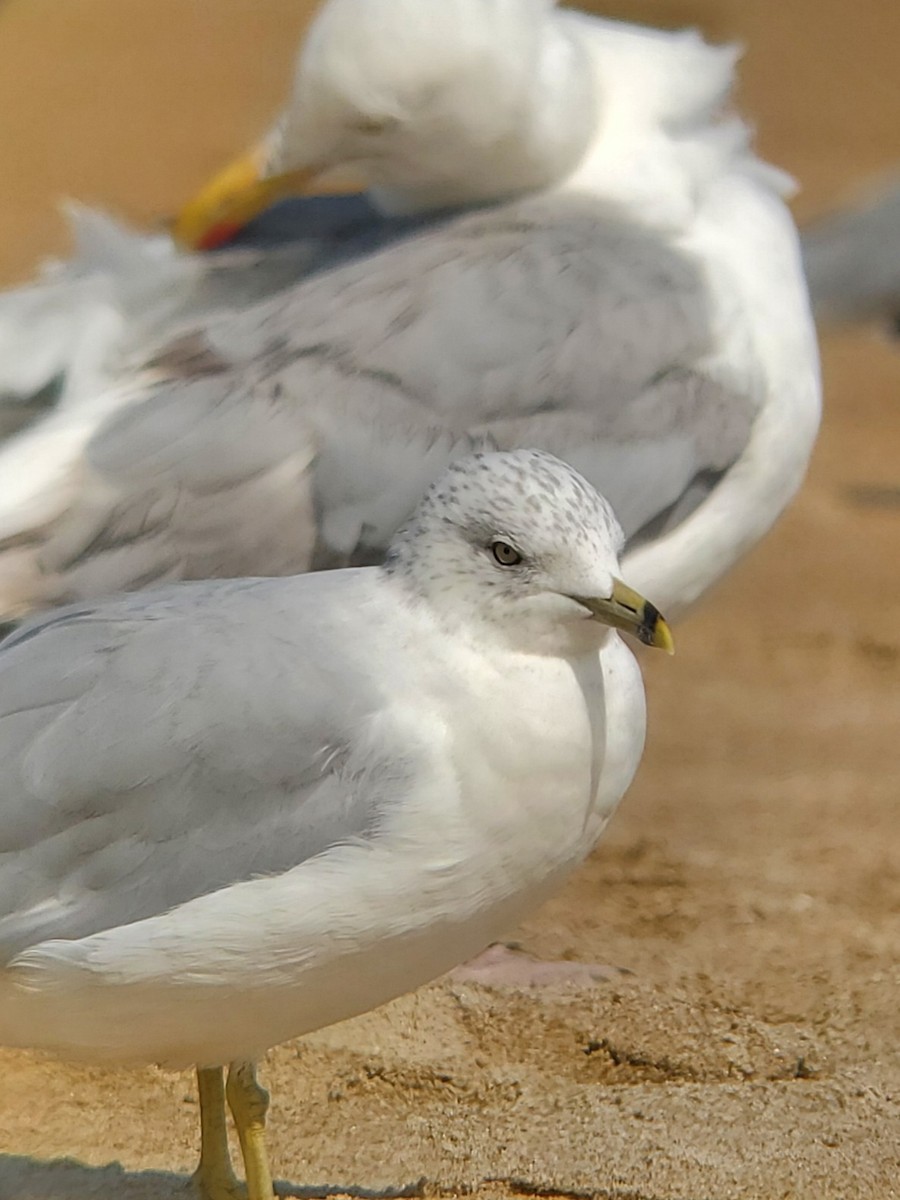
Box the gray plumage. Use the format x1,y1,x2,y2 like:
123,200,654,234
3,194,753,612
801,179,900,333
0,196,442,423
0,573,383,961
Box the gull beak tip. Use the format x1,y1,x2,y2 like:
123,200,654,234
609,579,675,655
648,612,675,655
578,580,675,655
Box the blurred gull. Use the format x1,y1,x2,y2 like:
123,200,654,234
0,449,673,1200
0,0,820,627
801,175,900,336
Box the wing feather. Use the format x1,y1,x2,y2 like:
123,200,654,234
0,192,759,611
0,575,388,961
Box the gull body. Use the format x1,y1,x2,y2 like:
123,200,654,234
0,584,637,1067
0,450,670,1192
0,0,819,623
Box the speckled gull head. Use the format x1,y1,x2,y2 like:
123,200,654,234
174,0,596,247
383,449,674,656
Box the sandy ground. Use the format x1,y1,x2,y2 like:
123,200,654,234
0,2,899,1198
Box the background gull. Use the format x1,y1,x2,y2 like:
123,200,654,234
0,449,673,1199
0,0,820,626
801,173,900,336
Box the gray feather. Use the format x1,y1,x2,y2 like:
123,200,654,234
801,179,900,331
5,192,756,611
0,574,393,961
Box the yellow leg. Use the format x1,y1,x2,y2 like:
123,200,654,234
226,1059,275,1200
192,1067,244,1200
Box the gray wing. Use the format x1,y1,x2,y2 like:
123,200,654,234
13,358,481,609
0,195,442,417
0,573,391,962
0,192,757,611
801,179,900,332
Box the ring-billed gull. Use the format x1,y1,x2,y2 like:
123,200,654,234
0,0,819,627
0,449,672,1198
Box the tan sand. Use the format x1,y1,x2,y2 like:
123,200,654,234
0,2,898,1197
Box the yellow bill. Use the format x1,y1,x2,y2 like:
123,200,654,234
173,143,325,251
574,579,675,653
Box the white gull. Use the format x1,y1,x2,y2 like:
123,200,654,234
0,449,672,1198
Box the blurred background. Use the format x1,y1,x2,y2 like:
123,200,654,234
0,2,899,1195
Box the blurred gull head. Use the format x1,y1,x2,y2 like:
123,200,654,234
174,0,596,247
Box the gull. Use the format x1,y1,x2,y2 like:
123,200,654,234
0,449,673,1199
0,0,820,627
800,175,900,336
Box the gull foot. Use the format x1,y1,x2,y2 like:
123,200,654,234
192,1169,247,1200
447,942,632,989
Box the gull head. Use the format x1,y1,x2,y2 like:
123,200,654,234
174,0,596,249
383,449,673,657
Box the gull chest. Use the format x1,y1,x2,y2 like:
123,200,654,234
431,643,628,901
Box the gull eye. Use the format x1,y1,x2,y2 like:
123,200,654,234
491,540,522,567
